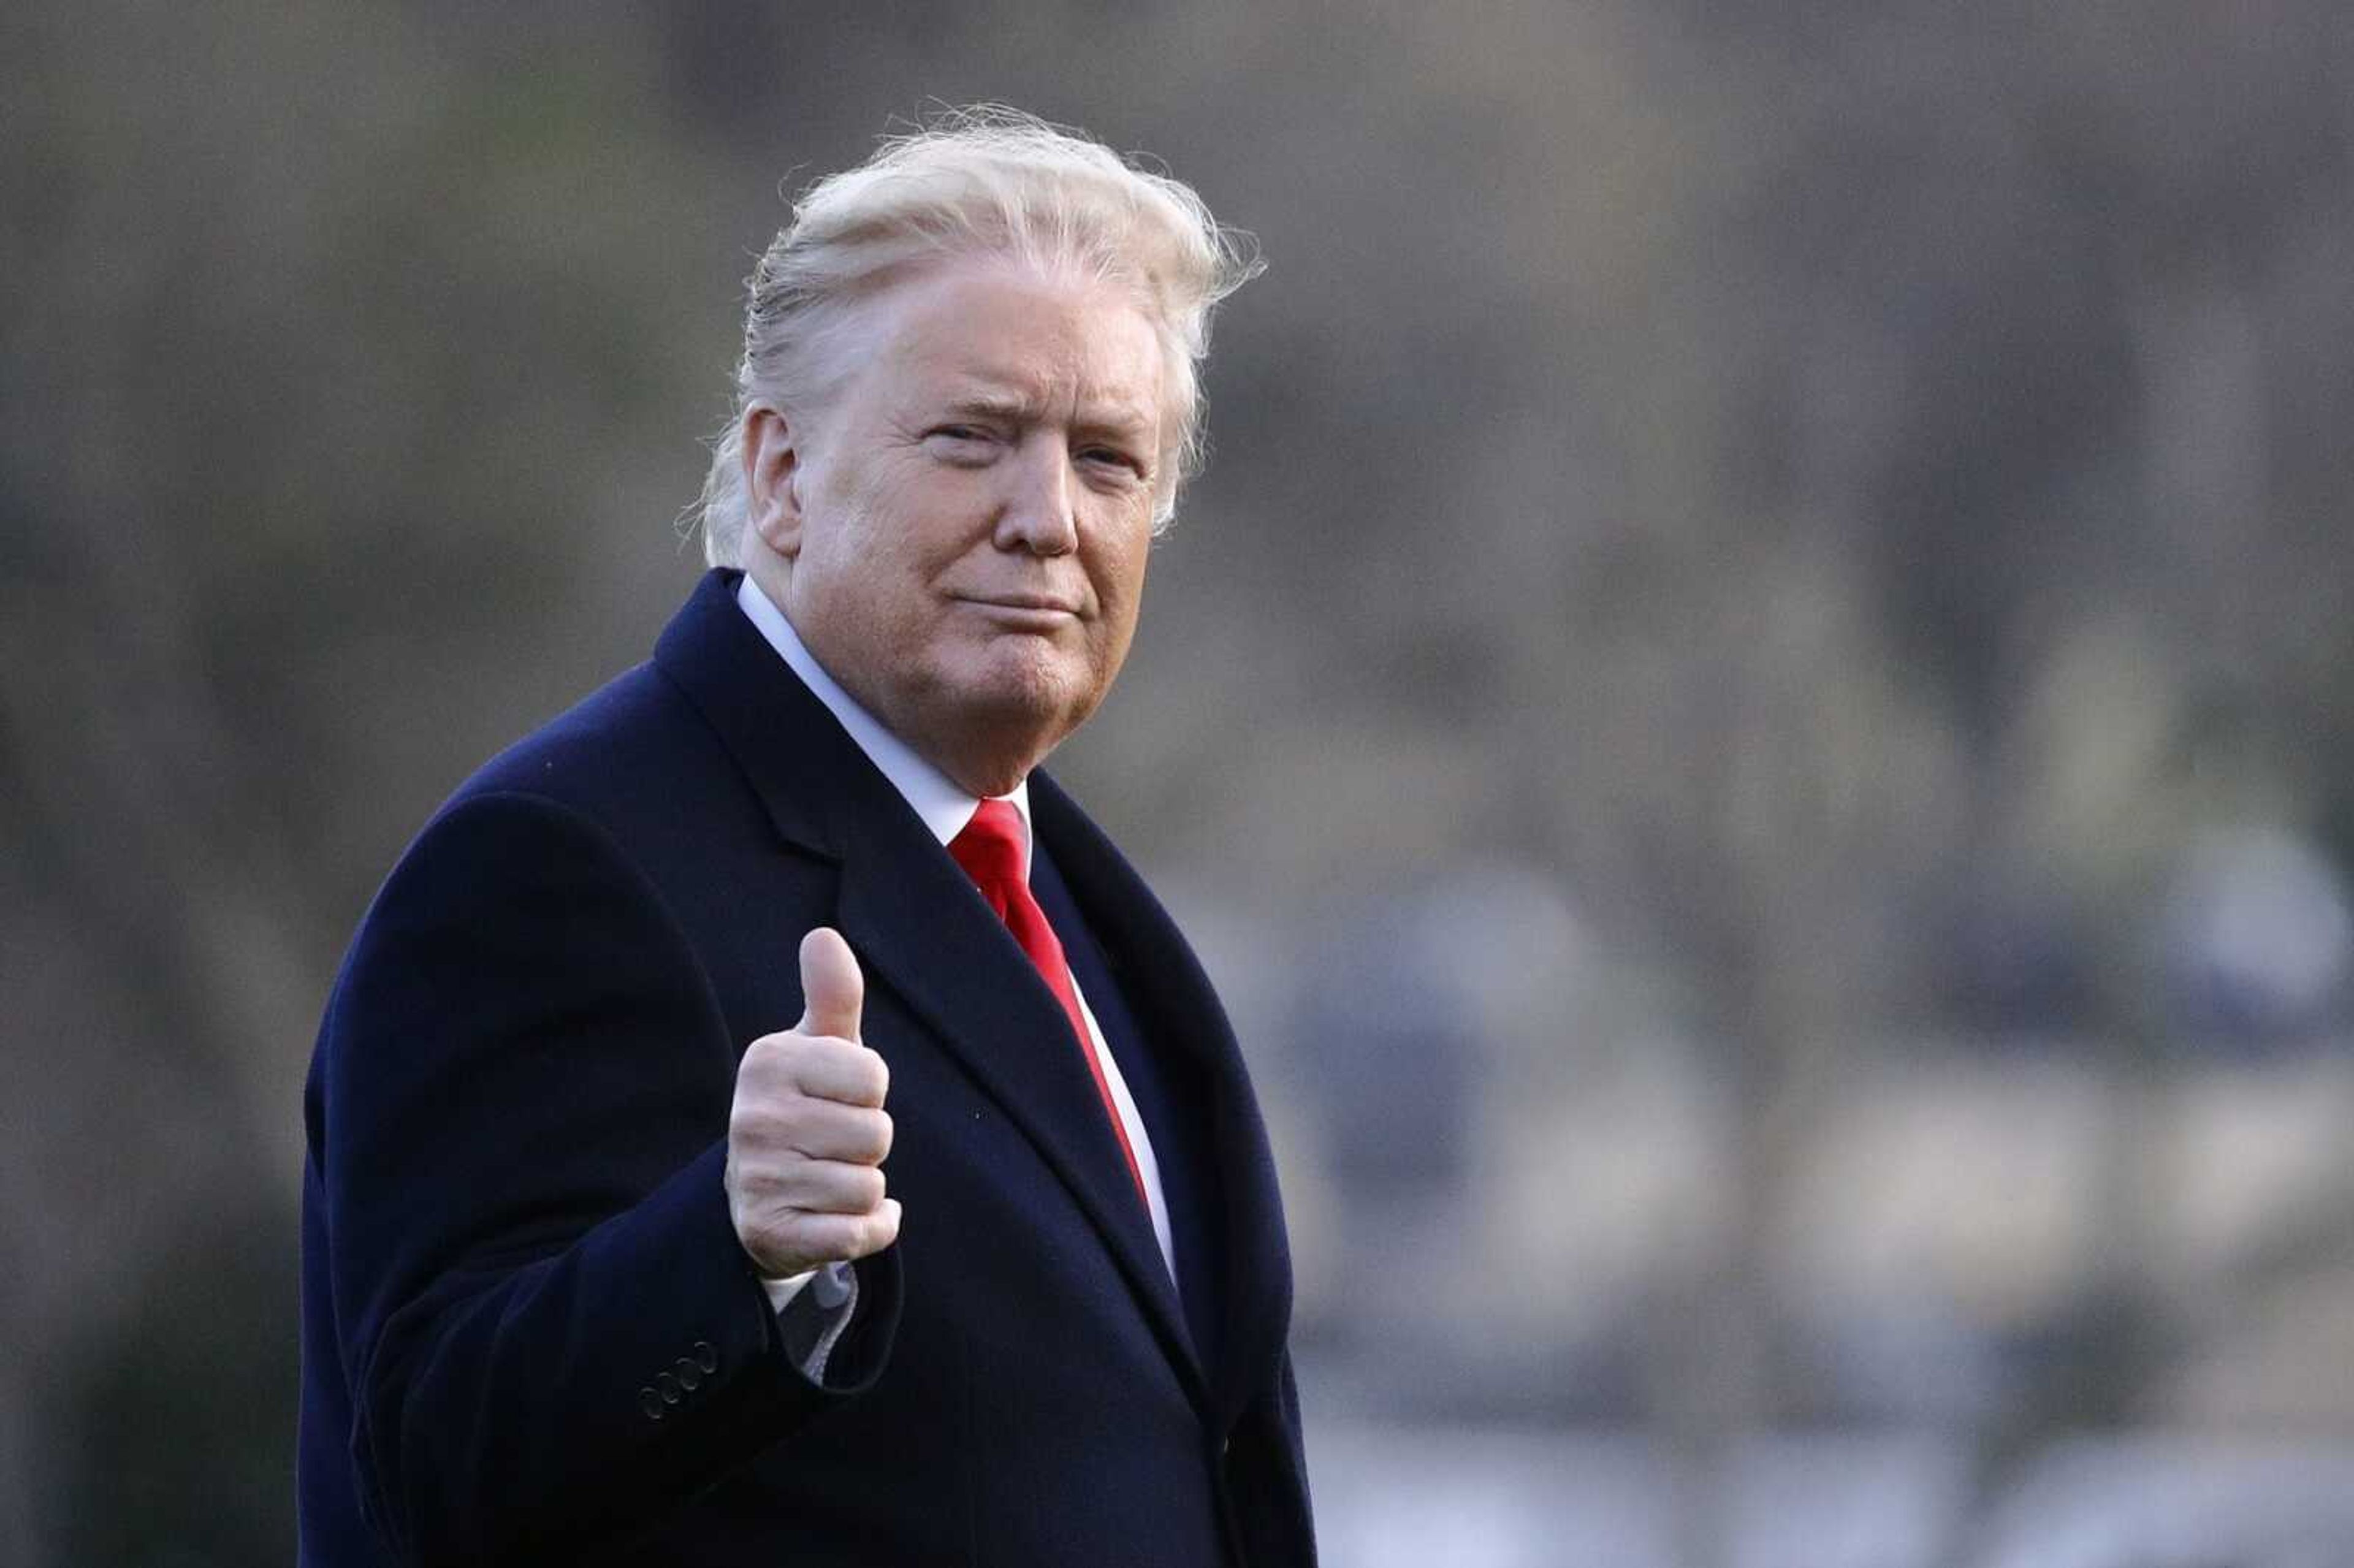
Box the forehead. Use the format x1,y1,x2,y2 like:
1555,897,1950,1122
851,259,1165,424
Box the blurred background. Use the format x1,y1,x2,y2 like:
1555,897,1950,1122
9,2,2354,1563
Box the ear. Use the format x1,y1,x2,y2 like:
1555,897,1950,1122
742,404,806,558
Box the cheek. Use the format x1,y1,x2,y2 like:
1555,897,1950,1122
858,468,980,568
808,481,913,583
1091,525,1152,621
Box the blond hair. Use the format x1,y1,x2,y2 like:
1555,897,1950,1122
691,106,1262,565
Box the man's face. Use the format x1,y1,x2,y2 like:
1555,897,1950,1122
752,259,1167,796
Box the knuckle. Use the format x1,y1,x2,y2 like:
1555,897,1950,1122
832,1050,886,1108
726,1101,763,1146
814,1164,878,1214
739,1030,796,1073
728,1100,794,1149
733,1165,787,1210
805,1214,855,1263
736,1049,805,1109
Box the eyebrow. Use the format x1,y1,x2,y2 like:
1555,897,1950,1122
943,392,1037,422
940,390,1157,440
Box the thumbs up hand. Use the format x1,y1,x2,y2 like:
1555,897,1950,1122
725,927,902,1278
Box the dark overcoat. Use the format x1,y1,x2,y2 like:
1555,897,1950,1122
299,569,1313,1566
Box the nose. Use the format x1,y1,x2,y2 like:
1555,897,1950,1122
992,441,1078,557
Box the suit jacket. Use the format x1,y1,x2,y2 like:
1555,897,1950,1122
299,569,1314,1566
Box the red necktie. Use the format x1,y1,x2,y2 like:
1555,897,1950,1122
948,799,1149,1208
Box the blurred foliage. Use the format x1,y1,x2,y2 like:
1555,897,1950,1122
7,1,2354,1561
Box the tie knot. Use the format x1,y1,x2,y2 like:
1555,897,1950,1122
948,797,1027,893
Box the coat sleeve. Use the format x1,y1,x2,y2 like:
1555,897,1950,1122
310,788,899,1564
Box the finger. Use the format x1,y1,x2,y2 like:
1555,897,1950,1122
780,1101,893,1165
736,1028,886,1100
772,1160,887,1216
782,1037,889,1109
789,1200,901,1265
797,926,864,1043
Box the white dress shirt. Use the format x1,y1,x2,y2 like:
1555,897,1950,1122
734,576,1178,1301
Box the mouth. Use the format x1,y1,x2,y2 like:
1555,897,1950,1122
951,593,1084,629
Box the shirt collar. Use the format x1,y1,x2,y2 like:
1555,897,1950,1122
734,573,1030,867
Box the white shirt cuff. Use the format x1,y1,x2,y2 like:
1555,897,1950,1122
760,1268,817,1314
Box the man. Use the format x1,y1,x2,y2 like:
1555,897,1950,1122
298,108,1314,1565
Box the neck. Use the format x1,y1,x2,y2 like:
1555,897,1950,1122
924,728,1047,800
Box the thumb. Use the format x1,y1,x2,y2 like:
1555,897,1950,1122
796,926,864,1042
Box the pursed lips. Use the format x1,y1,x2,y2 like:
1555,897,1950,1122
949,591,1085,626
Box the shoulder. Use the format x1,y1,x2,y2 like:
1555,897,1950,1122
316,675,739,1105
405,654,783,878
337,662,746,983
455,661,715,824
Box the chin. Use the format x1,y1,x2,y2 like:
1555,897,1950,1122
955,676,1089,735
954,643,1101,715
940,665,1103,764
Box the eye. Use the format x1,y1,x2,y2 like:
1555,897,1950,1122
1078,444,1148,482
924,425,999,462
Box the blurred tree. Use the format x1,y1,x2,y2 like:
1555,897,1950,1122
10,0,2354,1559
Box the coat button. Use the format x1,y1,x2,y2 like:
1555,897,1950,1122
638,1387,665,1421
673,1357,703,1393
655,1371,682,1405
693,1341,719,1375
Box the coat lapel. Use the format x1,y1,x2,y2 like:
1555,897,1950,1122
652,571,1208,1405
831,818,1205,1402
1030,774,1295,1430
